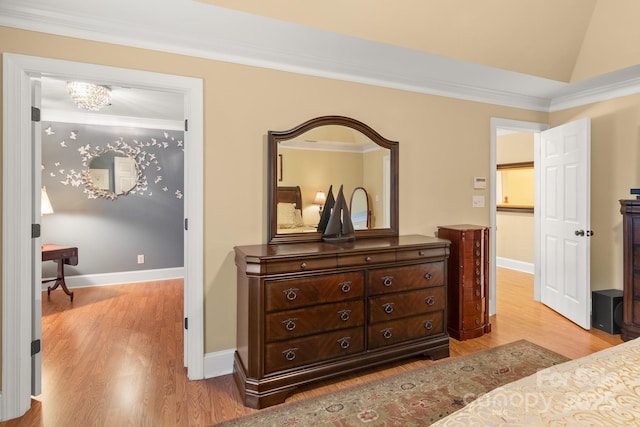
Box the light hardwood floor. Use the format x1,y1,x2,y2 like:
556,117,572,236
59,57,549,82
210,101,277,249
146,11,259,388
1,268,623,426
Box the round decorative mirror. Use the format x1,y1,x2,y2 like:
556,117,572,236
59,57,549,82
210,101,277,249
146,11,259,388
268,116,398,244
82,147,143,200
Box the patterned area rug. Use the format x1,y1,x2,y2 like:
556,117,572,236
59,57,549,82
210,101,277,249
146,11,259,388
215,340,569,426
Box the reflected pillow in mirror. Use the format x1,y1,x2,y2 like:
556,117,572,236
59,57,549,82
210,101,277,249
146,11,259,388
294,209,304,227
277,202,297,228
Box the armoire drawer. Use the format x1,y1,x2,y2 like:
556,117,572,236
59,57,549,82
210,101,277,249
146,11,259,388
265,272,364,312
462,285,484,301
368,311,444,349
265,327,364,374
368,286,445,324
368,262,444,295
265,300,364,342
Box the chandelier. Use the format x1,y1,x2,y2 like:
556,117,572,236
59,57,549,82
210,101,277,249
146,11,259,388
66,81,111,111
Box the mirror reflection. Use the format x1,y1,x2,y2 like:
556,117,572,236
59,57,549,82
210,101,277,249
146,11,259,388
496,161,534,213
268,116,398,244
83,147,142,200
350,187,371,230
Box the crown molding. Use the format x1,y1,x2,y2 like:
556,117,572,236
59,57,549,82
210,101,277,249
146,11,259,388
1,0,639,112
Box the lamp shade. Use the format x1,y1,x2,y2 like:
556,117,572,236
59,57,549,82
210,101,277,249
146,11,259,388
313,191,326,205
41,186,54,215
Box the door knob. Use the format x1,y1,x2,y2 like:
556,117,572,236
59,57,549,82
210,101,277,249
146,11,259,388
587,230,594,237
575,230,585,236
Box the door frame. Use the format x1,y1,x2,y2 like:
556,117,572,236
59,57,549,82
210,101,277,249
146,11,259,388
489,118,548,315
2,53,204,420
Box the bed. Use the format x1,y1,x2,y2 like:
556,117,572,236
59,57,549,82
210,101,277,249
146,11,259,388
432,338,640,426
276,186,316,233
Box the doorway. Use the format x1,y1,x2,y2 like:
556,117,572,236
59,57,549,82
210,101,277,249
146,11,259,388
489,118,548,316
2,53,204,419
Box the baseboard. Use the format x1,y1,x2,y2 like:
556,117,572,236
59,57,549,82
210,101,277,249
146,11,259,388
204,348,235,378
496,257,534,274
41,267,184,290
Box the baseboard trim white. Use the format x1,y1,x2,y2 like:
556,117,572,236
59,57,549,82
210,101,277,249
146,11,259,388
41,267,184,290
204,349,235,378
496,257,534,274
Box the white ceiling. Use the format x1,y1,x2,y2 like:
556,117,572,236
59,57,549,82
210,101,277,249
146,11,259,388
2,0,640,122
40,77,184,129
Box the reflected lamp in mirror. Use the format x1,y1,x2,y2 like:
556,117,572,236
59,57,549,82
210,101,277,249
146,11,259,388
41,186,54,215
313,191,326,217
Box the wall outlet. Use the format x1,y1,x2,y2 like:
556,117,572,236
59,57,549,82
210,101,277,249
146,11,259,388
137,254,145,264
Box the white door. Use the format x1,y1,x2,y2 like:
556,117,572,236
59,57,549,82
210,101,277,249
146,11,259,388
539,118,591,329
31,78,43,396
114,155,137,194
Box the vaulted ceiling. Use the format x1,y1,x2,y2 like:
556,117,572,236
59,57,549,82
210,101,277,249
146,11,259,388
199,0,597,83
2,0,639,118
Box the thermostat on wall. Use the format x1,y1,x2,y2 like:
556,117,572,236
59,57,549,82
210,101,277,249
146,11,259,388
473,176,487,189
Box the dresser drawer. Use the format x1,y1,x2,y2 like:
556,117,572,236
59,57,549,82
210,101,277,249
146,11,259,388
368,286,445,324
265,272,364,312
337,251,396,267
396,247,445,262
266,300,364,342
265,327,364,374
462,298,485,329
368,311,444,349
266,256,337,274
369,262,444,295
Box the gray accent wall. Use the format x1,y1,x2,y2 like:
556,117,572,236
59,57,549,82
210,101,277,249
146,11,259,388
41,122,184,278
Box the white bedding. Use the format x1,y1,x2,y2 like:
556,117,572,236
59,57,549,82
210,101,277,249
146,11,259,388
432,338,640,426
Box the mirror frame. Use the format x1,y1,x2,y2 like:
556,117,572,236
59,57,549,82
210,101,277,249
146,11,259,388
268,115,399,244
81,146,143,200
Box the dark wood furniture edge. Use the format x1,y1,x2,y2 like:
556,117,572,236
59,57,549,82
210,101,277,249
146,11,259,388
233,336,449,409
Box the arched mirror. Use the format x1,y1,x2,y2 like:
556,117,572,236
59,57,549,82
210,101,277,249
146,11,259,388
82,147,142,200
268,116,398,244
350,187,371,230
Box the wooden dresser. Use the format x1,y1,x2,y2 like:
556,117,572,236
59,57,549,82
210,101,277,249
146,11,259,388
620,200,640,341
234,235,450,408
437,225,491,341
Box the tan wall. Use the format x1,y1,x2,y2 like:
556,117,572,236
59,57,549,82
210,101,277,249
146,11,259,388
571,0,640,82
0,26,549,361
550,93,640,291
496,212,535,263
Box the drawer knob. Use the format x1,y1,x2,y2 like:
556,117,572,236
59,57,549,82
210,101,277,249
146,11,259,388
283,288,299,301
283,348,298,361
300,262,307,269
424,320,433,330
475,289,481,297
476,250,480,257
337,337,351,349
338,309,351,321
476,241,480,247
382,302,394,314
475,318,481,325
382,328,393,339
282,318,298,331
382,276,394,287
365,256,372,262
339,281,352,293
476,278,480,285
418,250,425,256
424,272,433,280
476,303,481,311
425,296,435,306
476,269,480,275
